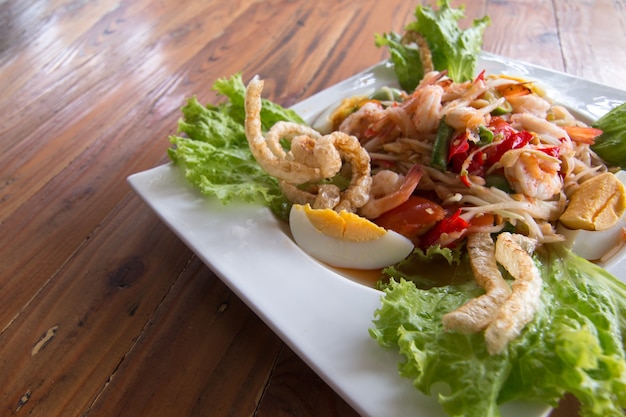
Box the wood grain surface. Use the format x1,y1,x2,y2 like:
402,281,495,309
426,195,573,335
1,0,624,416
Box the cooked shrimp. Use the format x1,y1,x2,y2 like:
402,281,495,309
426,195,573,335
358,164,422,219
485,232,542,355
443,98,504,131
512,113,567,146
444,106,487,131
408,84,444,134
507,94,551,118
442,232,512,334
548,105,577,123
343,71,492,143
411,73,489,131
338,101,387,141
442,73,487,109
500,148,563,199
365,75,446,142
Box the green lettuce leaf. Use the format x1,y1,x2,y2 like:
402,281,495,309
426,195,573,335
410,0,490,83
591,102,626,169
380,244,473,290
374,31,425,92
375,0,490,91
370,243,626,417
168,73,304,216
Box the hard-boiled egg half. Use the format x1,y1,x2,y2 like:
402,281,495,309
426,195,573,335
289,203,414,270
558,170,626,261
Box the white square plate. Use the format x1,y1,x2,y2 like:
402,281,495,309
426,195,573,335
128,53,626,417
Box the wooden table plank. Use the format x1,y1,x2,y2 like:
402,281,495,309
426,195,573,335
555,0,626,89
0,196,192,415
265,1,418,104
86,256,283,417
255,347,360,417
483,0,565,72
0,0,254,221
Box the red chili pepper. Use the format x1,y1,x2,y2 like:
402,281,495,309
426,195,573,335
459,172,472,187
537,145,560,158
447,118,534,180
474,69,486,83
448,132,483,175
448,131,470,162
483,129,532,167
419,209,470,249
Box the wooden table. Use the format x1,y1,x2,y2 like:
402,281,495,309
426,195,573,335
1,1,624,416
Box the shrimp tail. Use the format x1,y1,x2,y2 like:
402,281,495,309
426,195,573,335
359,164,423,219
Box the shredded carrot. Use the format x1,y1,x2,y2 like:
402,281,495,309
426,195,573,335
563,125,603,144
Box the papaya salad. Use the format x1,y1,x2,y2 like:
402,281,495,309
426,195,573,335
168,1,626,416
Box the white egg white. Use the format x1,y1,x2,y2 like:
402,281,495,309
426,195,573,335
289,205,414,270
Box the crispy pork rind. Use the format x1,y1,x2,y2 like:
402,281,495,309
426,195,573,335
444,232,543,355
484,232,542,354
442,232,511,333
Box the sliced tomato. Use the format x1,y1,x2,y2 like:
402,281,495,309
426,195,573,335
469,212,495,228
419,208,470,249
375,196,446,240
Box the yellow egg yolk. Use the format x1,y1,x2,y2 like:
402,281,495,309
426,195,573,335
302,204,385,242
